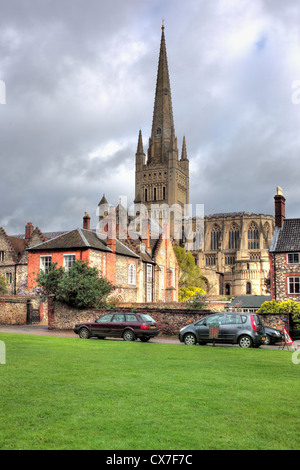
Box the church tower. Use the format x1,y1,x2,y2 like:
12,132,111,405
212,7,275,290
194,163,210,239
135,24,189,238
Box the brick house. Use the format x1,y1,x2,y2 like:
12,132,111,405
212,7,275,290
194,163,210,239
27,212,178,303
269,187,300,302
0,223,53,294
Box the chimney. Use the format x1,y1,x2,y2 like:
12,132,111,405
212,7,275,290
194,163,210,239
25,222,34,240
141,213,151,251
106,207,116,253
83,212,90,230
274,186,285,228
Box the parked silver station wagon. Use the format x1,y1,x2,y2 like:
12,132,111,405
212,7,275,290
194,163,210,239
179,312,266,348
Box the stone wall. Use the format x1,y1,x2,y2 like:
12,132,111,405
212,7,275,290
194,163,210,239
48,301,291,335
0,296,28,324
48,300,212,334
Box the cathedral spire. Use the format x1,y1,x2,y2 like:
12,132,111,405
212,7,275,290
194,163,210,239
148,24,177,164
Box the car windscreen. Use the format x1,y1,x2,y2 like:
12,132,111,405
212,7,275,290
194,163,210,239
140,314,155,323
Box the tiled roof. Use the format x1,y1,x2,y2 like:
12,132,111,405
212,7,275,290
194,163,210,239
270,219,300,253
28,228,140,259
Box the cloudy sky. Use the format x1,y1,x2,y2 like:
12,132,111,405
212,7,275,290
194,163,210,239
1,0,300,234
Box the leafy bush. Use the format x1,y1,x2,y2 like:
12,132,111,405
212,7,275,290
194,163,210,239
185,292,208,310
36,261,114,308
179,286,206,302
257,299,300,322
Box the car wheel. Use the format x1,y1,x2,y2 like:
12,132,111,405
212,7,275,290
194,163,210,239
238,335,253,348
264,335,271,345
140,336,150,342
184,333,197,345
123,329,135,341
79,327,90,339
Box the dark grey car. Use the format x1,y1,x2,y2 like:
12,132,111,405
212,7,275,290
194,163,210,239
179,312,266,348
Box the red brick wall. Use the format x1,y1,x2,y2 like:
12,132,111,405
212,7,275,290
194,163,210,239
27,249,90,288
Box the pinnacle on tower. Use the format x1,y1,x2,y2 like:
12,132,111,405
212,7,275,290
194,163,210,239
136,129,144,155
181,136,188,160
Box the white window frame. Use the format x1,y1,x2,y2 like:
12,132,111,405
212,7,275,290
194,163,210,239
287,276,300,294
147,285,152,302
147,264,152,283
40,255,52,273
287,253,300,264
160,266,165,290
128,263,136,285
64,254,76,270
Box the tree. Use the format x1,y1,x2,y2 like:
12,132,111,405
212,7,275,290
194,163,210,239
173,246,205,289
36,261,114,308
257,299,300,322
0,274,7,295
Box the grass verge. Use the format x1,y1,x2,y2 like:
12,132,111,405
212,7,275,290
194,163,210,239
0,333,299,450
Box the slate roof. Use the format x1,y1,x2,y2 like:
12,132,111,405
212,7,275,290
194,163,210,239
229,295,271,308
270,218,300,253
28,228,139,258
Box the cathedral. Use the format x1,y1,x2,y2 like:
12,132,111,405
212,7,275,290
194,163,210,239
134,24,189,239
134,25,274,297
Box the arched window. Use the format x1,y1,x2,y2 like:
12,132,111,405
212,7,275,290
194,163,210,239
145,188,148,202
248,222,259,250
211,225,221,250
225,284,231,296
246,282,252,295
229,224,239,249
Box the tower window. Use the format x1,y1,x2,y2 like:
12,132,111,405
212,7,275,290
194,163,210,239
248,222,259,250
163,187,166,200
145,188,148,202
154,188,157,201
156,128,161,135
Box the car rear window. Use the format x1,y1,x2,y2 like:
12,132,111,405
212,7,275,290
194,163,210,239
253,314,263,326
140,314,155,322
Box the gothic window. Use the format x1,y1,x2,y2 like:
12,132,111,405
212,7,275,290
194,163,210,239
206,255,216,266
225,255,235,265
163,186,166,200
145,188,148,202
154,188,157,201
246,282,252,295
156,128,161,135
229,224,239,249
248,222,259,250
211,225,221,250
225,284,231,296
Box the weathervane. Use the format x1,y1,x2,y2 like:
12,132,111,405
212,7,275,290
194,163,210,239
162,19,165,30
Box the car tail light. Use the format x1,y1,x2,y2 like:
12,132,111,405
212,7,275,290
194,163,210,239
250,314,257,332
141,324,149,330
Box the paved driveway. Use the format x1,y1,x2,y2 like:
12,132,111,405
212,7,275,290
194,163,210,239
0,324,299,349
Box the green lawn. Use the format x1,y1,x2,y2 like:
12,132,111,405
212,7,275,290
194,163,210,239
0,333,299,450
